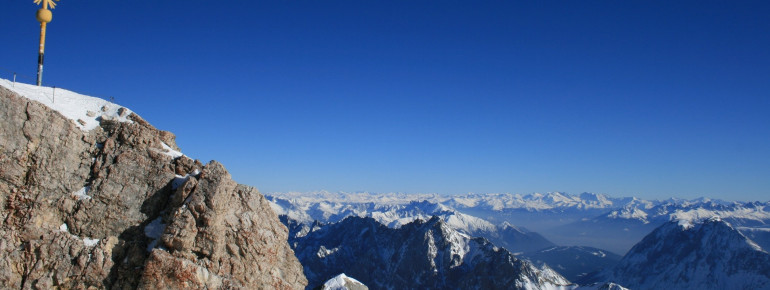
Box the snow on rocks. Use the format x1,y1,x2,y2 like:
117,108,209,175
161,142,184,158
144,216,166,251
673,212,723,229
171,169,200,190
0,78,132,131
316,246,339,258
71,186,92,201
83,238,100,247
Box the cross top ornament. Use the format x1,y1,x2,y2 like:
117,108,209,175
34,0,58,10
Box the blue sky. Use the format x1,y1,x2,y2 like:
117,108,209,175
2,1,769,200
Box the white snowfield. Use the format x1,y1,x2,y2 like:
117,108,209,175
0,78,132,131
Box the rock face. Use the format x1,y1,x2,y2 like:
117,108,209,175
0,85,307,288
287,215,572,289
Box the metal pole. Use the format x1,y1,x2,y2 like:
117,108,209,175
35,0,54,86
37,21,47,86
13,73,16,87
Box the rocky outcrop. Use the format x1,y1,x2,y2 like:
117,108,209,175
0,85,307,288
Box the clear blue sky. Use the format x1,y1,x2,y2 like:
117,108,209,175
2,1,769,201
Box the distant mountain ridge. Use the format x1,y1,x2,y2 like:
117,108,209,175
268,196,556,253
267,191,630,211
267,191,770,219
267,191,770,254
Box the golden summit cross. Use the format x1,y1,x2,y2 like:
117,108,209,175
34,0,59,86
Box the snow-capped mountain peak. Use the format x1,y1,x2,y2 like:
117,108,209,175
586,217,770,289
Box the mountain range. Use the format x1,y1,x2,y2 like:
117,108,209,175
269,191,770,289
268,191,770,254
286,216,573,289
285,212,770,289
269,196,556,253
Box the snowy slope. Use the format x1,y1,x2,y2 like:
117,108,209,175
0,79,185,160
738,226,770,251
0,78,133,131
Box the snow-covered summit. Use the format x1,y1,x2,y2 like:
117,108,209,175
321,273,368,290
0,78,132,131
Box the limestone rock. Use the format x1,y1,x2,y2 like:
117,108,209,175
0,85,306,289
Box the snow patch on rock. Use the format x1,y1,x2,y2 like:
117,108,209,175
71,186,92,201
83,238,100,247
